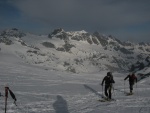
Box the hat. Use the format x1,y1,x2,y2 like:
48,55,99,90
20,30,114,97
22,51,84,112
107,72,112,76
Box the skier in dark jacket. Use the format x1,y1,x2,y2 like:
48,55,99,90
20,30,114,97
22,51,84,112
101,72,115,100
124,72,137,94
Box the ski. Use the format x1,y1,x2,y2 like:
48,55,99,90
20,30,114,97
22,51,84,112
125,92,133,96
98,99,108,102
98,98,116,102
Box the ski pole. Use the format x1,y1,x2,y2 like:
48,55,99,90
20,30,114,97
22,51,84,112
5,87,9,113
112,84,115,96
124,80,125,94
136,82,138,95
113,85,116,99
102,85,103,95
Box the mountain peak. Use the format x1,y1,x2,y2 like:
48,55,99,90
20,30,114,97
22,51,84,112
0,28,26,38
50,28,64,35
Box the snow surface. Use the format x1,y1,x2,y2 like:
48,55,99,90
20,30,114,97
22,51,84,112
1,29,150,73
0,51,150,113
0,29,150,113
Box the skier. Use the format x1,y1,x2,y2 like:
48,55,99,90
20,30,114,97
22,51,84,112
101,72,115,100
124,72,137,94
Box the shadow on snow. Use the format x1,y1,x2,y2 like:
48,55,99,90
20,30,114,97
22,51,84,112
53,95,70,113
83,84,103,98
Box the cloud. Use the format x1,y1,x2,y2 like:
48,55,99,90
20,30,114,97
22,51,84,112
11,0,149,28
4,0,150,42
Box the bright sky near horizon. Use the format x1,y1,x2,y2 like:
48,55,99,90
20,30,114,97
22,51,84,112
0,0,150,42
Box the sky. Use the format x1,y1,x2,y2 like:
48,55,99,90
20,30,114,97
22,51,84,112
0,0,150,42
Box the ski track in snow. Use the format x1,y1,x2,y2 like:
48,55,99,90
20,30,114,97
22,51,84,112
1,56,150,113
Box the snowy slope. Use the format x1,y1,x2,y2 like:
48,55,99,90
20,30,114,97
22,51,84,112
1,28,150,73
1,28,150,113
0,50,150,113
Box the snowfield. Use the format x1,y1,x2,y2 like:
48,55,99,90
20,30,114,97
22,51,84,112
0,29,150,113
0,53,150,113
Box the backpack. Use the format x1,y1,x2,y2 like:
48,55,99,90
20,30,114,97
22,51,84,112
131,74,136,80
130,74,137,83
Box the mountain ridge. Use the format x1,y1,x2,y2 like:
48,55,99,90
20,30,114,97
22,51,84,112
0,28,150,73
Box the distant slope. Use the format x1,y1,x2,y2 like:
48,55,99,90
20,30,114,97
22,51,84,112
0,28,150,73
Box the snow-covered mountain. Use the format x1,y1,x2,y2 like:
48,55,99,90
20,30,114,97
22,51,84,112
1,41,150,113
0,28,150,73
1,28,150,113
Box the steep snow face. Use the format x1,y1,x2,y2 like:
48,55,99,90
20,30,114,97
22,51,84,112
0,28,150,73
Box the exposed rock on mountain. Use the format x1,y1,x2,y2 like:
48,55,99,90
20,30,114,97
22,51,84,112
0,28,150,73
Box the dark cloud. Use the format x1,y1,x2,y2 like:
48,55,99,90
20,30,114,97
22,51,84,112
2,0,150,42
